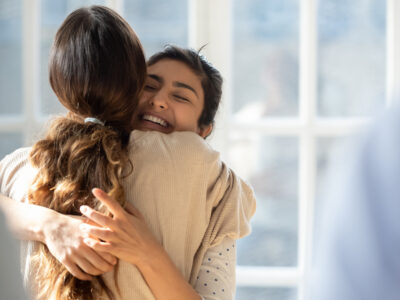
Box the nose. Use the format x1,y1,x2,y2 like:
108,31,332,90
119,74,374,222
149,91,168,110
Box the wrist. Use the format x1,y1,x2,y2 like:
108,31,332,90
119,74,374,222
135,246,201,300
40,209,64,244
136,243,168,271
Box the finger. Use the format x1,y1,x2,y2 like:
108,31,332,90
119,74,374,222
66,214,101,228
63,259,92,281
92,188,125,217
85,218,102,227
73,254,104,276
83,247,116,273
98,251,118,266
80,206,115,230
84,237,113,253
124,202,143,219
80,223,116,242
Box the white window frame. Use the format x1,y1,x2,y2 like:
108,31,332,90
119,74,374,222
3,0,400,299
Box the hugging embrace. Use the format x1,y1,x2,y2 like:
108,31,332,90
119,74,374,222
0,5,256,300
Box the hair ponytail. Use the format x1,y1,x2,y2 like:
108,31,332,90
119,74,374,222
29,117,130,299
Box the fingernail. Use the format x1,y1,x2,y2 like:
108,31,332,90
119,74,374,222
80,206,88,213
92,188,101,194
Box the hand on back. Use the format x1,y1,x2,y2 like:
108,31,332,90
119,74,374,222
79,188,163,268
43,212,117,280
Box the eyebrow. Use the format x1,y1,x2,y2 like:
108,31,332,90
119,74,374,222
173,82,198,97
148,74,163,83
148,74,199,98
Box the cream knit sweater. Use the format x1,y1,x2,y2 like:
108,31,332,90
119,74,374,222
0,130,256,299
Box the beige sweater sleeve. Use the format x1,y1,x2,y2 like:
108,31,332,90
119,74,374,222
204,161,256,247
130,130,256,246
153,131,256,245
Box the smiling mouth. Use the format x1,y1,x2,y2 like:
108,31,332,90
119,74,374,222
141,114,169,128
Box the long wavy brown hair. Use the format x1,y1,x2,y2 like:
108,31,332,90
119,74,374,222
27,5,146,299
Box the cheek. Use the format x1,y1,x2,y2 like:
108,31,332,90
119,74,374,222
138,92,150,104
174,107,200,131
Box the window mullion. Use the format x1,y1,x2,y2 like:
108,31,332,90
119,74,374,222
23,0,40,145
298,0,318,299
188,0,232,160
106,0,124,15
386,0,400,106
236,266,299,287
188,0,210,49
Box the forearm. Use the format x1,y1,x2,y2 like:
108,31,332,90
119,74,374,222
0,192,118,280
0,193,56,242
137,247,201,300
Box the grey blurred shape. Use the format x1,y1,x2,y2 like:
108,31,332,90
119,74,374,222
0,210,27,300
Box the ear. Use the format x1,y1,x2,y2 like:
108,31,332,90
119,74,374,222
198,124,213,139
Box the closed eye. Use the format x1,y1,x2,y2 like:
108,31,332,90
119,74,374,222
174,95,190,102
144,85,157,91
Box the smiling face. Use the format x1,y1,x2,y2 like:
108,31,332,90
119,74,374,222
131,59,212,138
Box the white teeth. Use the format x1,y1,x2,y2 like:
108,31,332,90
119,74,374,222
142,114,168,127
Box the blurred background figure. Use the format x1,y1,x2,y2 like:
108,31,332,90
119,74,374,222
0,209,27,300
308,104,400,300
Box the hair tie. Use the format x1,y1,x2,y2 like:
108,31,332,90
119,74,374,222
84,117,104,126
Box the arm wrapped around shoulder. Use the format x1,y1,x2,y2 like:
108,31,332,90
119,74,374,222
128,130,256,287
188,151,256,286
204,162,256,247
130,130,256,241
147,130,256,244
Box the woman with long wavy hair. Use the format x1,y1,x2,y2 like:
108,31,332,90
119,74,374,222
7,6,146,299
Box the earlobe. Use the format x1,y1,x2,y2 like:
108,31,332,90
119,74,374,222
198,124,213,139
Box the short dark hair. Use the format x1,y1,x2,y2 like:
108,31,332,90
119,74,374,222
147,45,223,129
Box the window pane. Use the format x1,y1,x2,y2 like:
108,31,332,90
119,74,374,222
232,0,299,119
236,287,297,300
230,134,298,266
124,0,188,58
314,136,357,249
0,0,23,115
317,138,340,185
317,0,386,117
316,137,341,210
316,136,359,204
40,0,105,115
0,132,23,158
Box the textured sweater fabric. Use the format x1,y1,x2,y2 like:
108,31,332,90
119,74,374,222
0,130,256,299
